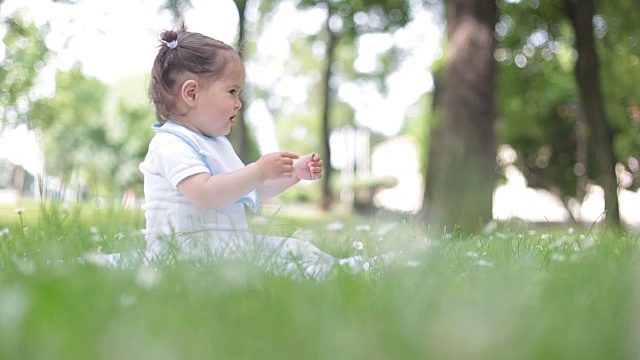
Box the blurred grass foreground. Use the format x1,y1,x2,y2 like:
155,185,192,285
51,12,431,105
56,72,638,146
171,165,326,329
0,201,639,360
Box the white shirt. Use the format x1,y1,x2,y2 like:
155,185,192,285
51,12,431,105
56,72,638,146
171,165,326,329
139,121,258,241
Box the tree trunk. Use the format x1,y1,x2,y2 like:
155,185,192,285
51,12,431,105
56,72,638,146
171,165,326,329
320,26,338,211
564,0,620,225
422,0,498,232
230,0,251,163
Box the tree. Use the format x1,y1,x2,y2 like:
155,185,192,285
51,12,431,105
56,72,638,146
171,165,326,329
495,0,637,226
563,0,619,225
422,0,498,231
0,14,50,127
296,0,412,210
29,67,108,196
495,1,585,220
29,69,155,198
597,0,640,195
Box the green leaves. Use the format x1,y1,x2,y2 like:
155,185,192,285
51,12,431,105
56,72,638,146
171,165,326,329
496,0,640,206
0,15,50,126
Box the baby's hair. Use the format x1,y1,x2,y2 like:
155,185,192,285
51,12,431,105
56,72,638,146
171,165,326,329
149,23,242,122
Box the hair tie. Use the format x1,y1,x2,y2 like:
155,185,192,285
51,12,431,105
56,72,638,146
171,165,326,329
167,40,178,49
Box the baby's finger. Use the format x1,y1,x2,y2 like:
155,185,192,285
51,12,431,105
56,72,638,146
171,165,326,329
283,157,294,166
281,152,300,160
308,162,316,180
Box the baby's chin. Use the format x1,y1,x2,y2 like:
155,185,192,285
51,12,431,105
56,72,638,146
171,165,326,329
206,127,231,138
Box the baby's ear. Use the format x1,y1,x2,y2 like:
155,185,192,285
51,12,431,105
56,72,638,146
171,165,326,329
181,80,198,105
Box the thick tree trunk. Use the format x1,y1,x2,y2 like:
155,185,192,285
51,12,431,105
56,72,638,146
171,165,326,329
320,27,338,211
564,0,621,225
422,0,498,232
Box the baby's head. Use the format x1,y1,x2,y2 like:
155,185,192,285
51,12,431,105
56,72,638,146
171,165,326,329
149,25,243,123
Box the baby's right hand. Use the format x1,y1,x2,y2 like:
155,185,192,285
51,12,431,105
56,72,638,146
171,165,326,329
255,152,300,180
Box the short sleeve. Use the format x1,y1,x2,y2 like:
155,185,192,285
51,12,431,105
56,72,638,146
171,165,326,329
145,133,211,188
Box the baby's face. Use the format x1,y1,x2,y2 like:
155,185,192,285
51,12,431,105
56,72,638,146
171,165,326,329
189,59,246,138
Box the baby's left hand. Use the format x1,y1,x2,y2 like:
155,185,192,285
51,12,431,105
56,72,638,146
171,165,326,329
294,152,323,180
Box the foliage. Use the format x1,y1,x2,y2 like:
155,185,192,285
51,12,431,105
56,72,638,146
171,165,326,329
0,202,639,359
104,75,157,193
597,0,640,190
29,67,108,193
160,0,193,22
292,0,413,209
29,69,154,197
0,14,50,127
496,0,640,208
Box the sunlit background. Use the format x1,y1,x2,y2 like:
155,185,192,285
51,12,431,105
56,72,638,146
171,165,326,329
1,0,639,224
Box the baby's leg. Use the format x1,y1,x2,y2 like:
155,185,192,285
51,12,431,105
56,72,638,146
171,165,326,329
255,236,338,279
257,235,374,279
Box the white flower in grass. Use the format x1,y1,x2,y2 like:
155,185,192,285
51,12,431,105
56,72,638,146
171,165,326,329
362,262,371,271
22,227,30,236
14,259,36,275
580,234,596,251
405,260,421,268
482,220,497,234
476,259,494,267
83,252,110,267
376,223,396,236
352,241,364,250
465,251,480,259
326,221,344,231
136,266,161,289
422,237,437,247
550,253,566,262
1,228,9,236
89,227,101,242
119,294,136,308
60,203,71,213
355,224,371,232
569,253,582,263
14,208,25,214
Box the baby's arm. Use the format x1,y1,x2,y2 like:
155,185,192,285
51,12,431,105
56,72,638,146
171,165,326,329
257,153,323,200
257,176,300,200
177,152,299,210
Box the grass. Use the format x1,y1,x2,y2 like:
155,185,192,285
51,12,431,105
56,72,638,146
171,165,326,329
0,201,639,359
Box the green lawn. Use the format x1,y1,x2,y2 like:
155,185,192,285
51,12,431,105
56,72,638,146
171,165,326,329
0,202,638,360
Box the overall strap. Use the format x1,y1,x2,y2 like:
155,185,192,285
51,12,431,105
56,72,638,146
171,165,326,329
153,124,215,174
